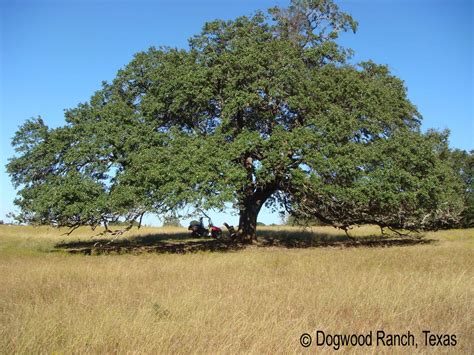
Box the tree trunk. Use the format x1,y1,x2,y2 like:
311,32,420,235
237,198,263,243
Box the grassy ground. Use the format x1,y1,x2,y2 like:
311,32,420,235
0,225,472,354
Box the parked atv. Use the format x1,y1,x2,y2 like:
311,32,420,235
188,208,240,241
188,217,222,239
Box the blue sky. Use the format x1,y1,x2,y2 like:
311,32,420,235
1,0,472,226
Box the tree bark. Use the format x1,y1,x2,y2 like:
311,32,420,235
237,202,260,243
237,191,272,243
237,152,277,242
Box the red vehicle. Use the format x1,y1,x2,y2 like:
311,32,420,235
188,210,238,240
188,216,223,239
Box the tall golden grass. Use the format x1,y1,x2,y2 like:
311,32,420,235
0,225,472,353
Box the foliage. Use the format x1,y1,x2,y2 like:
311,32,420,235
6,0,465,240
446,150,473,227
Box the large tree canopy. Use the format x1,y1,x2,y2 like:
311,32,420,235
7,0,465,240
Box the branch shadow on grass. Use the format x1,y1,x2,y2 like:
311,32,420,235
55,232,244,255
257,230,435,249
54,229,435,255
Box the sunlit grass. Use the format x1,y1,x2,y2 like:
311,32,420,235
0,224,472,353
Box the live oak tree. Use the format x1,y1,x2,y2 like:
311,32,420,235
7,0,465,241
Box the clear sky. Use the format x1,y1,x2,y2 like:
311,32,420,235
1,0,473,227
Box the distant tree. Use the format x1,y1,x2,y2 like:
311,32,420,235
6,212,18,225
285,214,327,227
113,220,140,227
162,215,181,228
6,0,464,242
256,222,266,227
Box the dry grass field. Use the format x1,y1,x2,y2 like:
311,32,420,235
0,224,472,354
